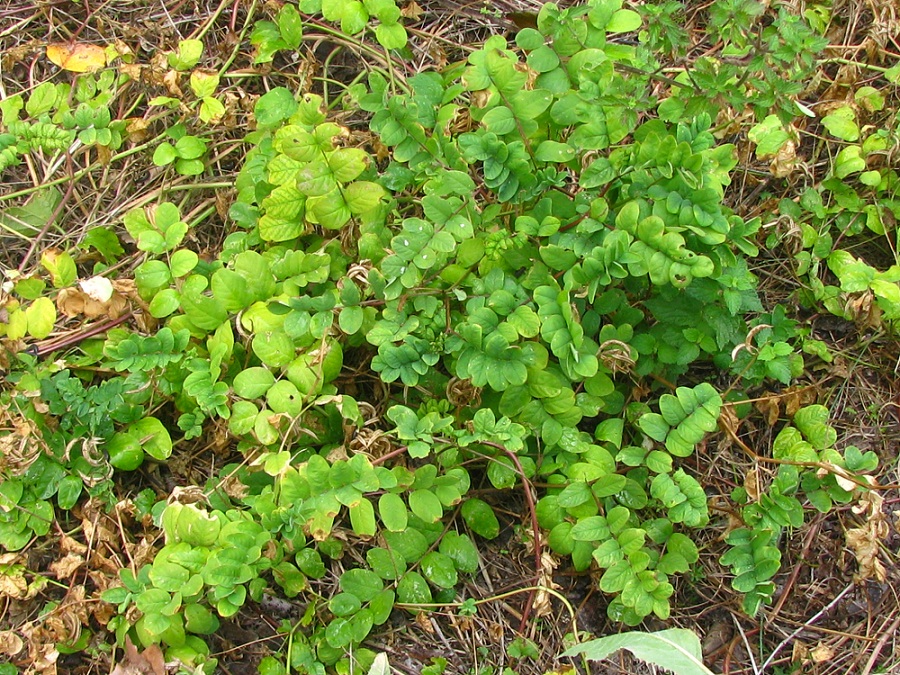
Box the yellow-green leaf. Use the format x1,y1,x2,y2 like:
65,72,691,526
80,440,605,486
5,308,28,340
26,297,56,339
41,249,77,288
606,9,642,33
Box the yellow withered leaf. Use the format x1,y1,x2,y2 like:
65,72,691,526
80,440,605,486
46,43,107,73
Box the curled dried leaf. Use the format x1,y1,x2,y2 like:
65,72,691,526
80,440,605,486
845,491,888,582
0,630,24,656
49,553,84,580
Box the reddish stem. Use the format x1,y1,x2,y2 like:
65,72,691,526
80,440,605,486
34,311,133,357
481,440,542,633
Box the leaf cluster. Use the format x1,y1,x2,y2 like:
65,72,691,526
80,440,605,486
2,0,894,672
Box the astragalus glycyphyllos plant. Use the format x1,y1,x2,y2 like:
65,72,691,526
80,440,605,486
1,1,882,673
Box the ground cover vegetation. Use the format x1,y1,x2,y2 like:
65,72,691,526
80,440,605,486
0,0,898,673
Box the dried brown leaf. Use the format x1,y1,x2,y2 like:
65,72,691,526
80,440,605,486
809,642,835,663
845,291,882,329
845,491,888,582
92,593,116,625
118,62,144,82
400,1,424,20
111,638,166,675
56,285,128,320
0,558,29,599
168,485,207,505
755,395,780,426
59,534,88,555
744,467,761,501
783,387,816,416
125,117,151,143
532,551,561,618
27,641,60,674
0,629,24,656
163,69,183,97
769,138,797,177
414,611,434,634
791,640,808,664
49,553,84,580
701,619,733,655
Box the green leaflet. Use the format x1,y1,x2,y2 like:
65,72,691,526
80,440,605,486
638,383,722,457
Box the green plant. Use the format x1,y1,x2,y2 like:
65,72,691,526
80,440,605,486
507,636,540,660
150,40,227,124
305,0,408,50
0,119,75,172
657,0,826,124
251,4,304,63
2,0,878,672
86,2,780,656
251,0,408,60
0,71,129,172
81,0,831,659
102,448,478,671
721,405,879,615
637,1,688,58
151,124,209,176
